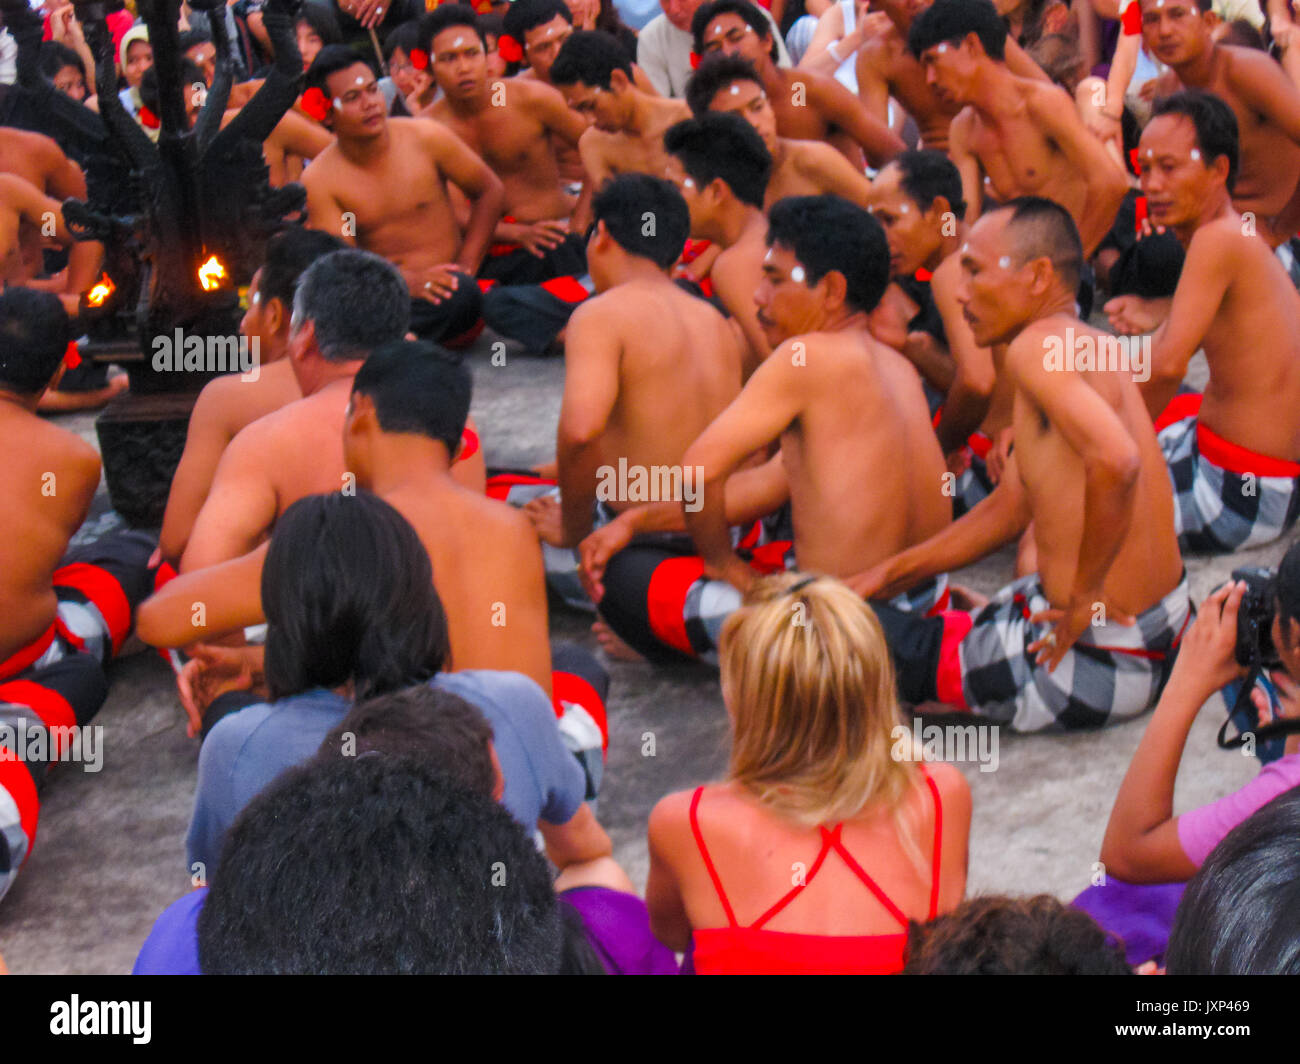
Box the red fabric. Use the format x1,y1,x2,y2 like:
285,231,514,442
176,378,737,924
63,341,82,370
410,48,429,70
646,556,707,656
967,431,993,461
551,670,609,752
1134,194,1148,236
300,87,331,122
1197,422,1300,478
934,610,974,708
1122,0,1143,36
484,472,556,501
690,51,702,70
51,563,131,654
680,238,712,264
457,426,480,463
1153,390,1202,434
498,35,524,63
138,105,160,130
539,276,591,304
154,561,178,592
442,319,485,350
746,540,792,575
915,267,933,282
0,755,39,865
0,624,56,683
0,680,78,738
476,278,497,292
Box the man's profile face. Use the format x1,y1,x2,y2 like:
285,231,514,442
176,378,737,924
919,38,974,104
1140,0,1211,66
754,242,823,345
187,41,217,87
701,13,767,65
1137,113,1221,228
524,15,573,81
870,164,941,278
240,269,274,347
955,213,1030,347
325,64,387,137
431,26,488,99
561,80,621,131
708,78,777,153
665,155,708,233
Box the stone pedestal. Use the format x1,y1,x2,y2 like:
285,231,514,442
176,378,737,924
95,390,201,529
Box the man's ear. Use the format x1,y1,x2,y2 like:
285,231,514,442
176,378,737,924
1043,0,1071,36
820,267,849,309
608,68,630,92
289,317,316,361
963,30,986,59
266,296,287,337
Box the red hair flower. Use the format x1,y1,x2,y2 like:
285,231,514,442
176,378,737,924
498,34,524,63
690,51,702,70
300,86,331,122
64,340,82,370
138,105,160,129
1121,0,1143,36
410,47,429,70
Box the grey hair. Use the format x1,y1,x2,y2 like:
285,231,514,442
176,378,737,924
290,248,411,362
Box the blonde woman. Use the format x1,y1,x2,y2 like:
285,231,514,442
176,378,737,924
647,572,970,974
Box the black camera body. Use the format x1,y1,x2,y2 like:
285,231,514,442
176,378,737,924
1233,566,1281,670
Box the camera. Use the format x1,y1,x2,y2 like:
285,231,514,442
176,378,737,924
1232,566,1281,671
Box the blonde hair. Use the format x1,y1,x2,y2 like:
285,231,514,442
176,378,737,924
719,571,926,839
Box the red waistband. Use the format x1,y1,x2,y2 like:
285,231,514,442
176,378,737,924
1153,391,1202,434
1196,422,1300,479
0,623,57,682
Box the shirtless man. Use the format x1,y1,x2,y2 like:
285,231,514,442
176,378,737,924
482,30,689,353
637,195,951,664
1107,91,1300,553
908,0,1128,259
504,0,659,95
851,198,1190,733
157,228,345,566
418,6,589,287
692,0,904,170
302,45,505,343
685,55,876,210
0,289,153,901
1140,0,1300,249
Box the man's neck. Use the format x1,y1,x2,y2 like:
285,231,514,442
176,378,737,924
339,125,391,166
789,307,871,338
758,60,784,98
928,226,966,271
602,255,674,289
1001,292,1076,347
361,435,454,497
0,388,39,415
620,90,658,136
965,62,1018,117
1174,191,1235,247
303,363,363,399
446,85,490,119
710,201,765,249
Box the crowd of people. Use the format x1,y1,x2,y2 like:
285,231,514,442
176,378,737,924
2,0,1300,975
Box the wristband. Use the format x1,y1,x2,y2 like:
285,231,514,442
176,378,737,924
827,40,844,63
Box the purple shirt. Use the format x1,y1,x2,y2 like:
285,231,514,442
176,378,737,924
1177,751,1300,866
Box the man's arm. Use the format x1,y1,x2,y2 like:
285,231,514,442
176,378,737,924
712,252,771,373
180,424,280,572
426,123,505,275
570,129,613,235
932,260,996,454
1230,47,1300,147
798,140,877,207
538,802,613,869
948,109,984,226
303,162,356,246
555,301,622,547
806,72,905,167
528,79,589,149
137,544,268,647
854,38,891,126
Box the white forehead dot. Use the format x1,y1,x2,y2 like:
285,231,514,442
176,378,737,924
355,76,364,85
251,290,261,306
710,23,726,35
1190,148,1201,160
682,176,696,189
729,84,741,94
936,43,949,53
453,35,466,47
790,265,806,283
998,255,1012,269
899,203,910,214
961,242,970,254
1155,0,1164,7
763,247,775,262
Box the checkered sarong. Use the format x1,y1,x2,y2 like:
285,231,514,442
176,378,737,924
1156,395,1300,553
953,572,1191,733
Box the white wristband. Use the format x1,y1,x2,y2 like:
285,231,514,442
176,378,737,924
827,40,844,63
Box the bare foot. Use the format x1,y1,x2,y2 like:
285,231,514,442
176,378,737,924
38,374,128,413
949,583,989,611
592,619,645,662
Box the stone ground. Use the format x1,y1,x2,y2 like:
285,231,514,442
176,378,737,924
0,342,1286,974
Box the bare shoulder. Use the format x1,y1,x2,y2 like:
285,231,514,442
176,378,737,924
1187,214,1251,260
924,760,971,807
1023,74,1077,115
930,252,960,292
1005,317,1060,372
567,288,624,332
949,106,976,142
648,786,699,849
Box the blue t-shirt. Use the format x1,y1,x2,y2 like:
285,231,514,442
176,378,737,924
186,670,586,881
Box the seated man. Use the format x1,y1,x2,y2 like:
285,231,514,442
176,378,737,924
853,198,1190,733
417,5,590,287
591,195,951,664
0,289,153,902
1109,92,1300,553
158,227,346,566
302,45,505,344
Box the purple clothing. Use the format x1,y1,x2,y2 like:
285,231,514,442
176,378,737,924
1071,879,1186,968
1177,752,1300,865
133,889,205,975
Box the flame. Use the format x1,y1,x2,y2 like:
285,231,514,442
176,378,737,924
198,255,227,292
85,273,115,308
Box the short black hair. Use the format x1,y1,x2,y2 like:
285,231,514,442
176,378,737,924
40,41,85,81
198,757,563,973
261,491,450,701
255,227,346,311
908,0,1007,61
382,18,423,62
991,195,1083,294
315,684,497,798
550,30,633,89
418,5,487,54
1223,17,1263,47
295,1,343,47
1165,788,1300,975
692,0,778,63
684,53,763,117
504,0,572,43
903,895,1133,974
352,339,472,456
0,288,71,395
591,174,691,269
766,195,891,314
890,149,967,221
1149,89,1239,195
664,111,772,210
1276,538,1300,630
303,43,374,97
178,27,213,53
293,248,410,362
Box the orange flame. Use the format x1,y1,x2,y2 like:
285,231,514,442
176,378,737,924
85,273,115,308
198,255,227,292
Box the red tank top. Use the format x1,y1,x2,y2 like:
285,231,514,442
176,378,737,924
688,772,944,975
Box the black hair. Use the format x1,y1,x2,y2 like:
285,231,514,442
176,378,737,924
907,0,1008,61
295,2,343,48
1274,538,1300,632
664,111,772,210
261,491,450,701
684,53,763,117
1222,18,1265,49
303,43,375,97
255,227,346,311
558,902,608,975
178,27,213,53
140,59,205,114
477,12,505,41
503,0,572,43
382,19,424,62
292,248,410,362
591,174,691,269
352,339,472,456
992,195,1083,293
198,757,563,973
691,0,778,63
1149,89,1239,195
891,149,967,221
1027,32,1085,91
418,5,487,55
39,41,85,82
315,684,497,798
1165,788,1300,975
0,288,71,396
766,195,891,313
903,894,1133,974
550,29,633,89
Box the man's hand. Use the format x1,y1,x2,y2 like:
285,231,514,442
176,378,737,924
705,555,755,595
344,0,388,29
945,447,972,477
845,559,894,601
1105,294,1170,335
507,219,570,258
1029,592,1136,672
414,263,462,305
984,426,1015,485
578,514,636,603
523,494,567,547
176,644,264,739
